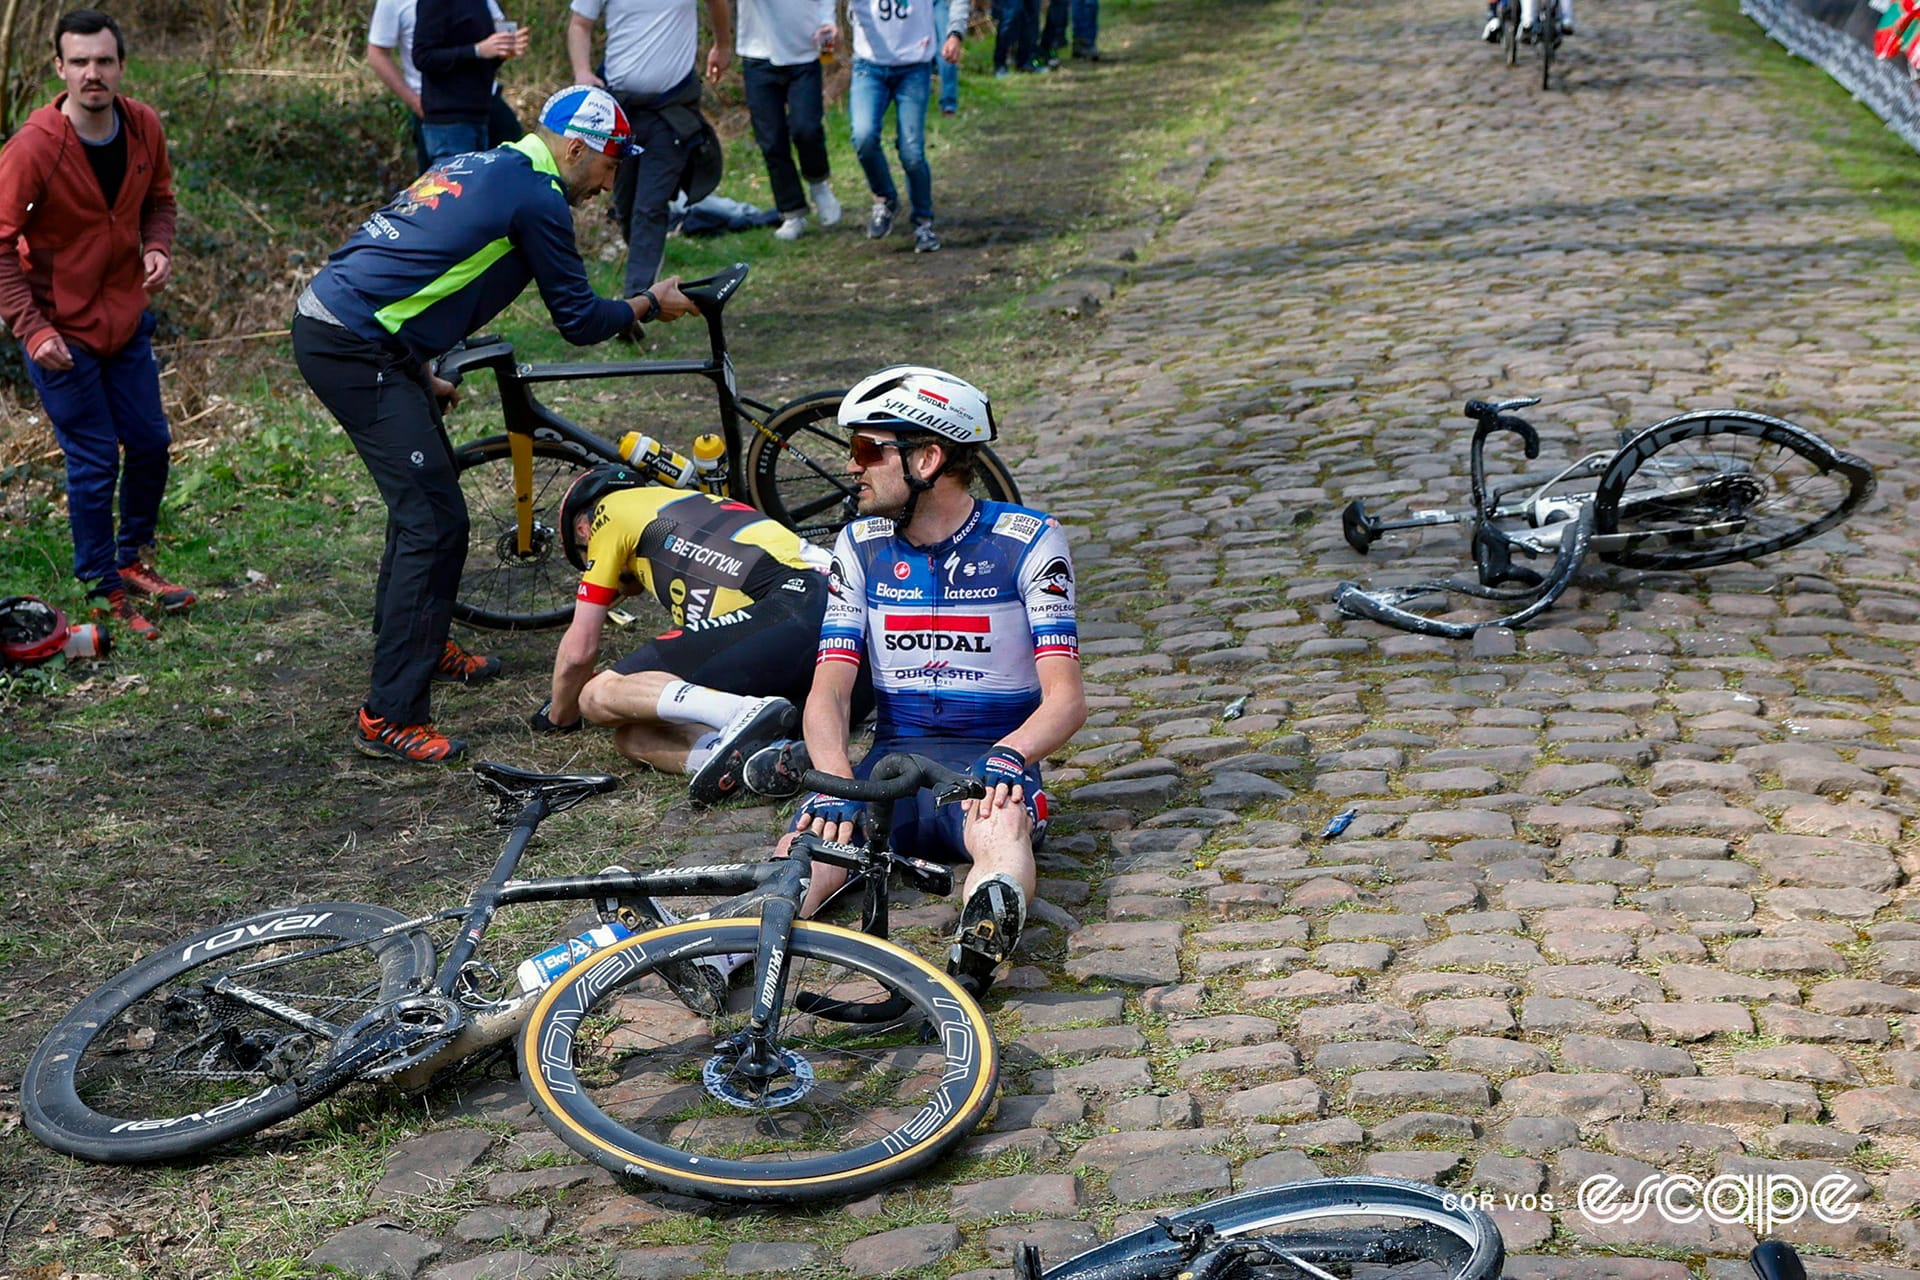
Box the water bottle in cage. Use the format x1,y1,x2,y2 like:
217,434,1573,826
515,922,634,993
617,431,697,488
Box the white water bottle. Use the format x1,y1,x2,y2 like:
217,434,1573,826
515,922,633,993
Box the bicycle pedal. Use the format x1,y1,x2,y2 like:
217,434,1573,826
607,607,637,628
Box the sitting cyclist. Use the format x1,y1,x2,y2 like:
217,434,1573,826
1483,0,1571,40
771,365,1087,997
533,465,869,806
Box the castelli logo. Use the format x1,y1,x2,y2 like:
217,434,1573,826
893,562,911,580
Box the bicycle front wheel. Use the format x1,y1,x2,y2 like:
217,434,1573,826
1033,1177,1504,1280
1591,410,1875,570
23,903,436,1163
745,391,1022,544
522,919,997,1203
1540,6,1556,88
1502,0,1519,63
452,433,602,630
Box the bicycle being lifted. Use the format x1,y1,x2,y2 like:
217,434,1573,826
22,754,999,1203
439,261,1021,630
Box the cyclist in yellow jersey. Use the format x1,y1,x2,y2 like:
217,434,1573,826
531,465,870,805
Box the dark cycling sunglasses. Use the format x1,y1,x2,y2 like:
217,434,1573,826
848,433,919,467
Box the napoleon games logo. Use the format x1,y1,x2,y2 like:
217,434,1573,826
1036,556,1072,599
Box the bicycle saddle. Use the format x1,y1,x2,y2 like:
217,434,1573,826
471,761,620,813
435,335,517,383
680,262,751,317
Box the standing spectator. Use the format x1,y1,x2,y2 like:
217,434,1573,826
991,0,1039,74
367,0,528,172
736,0,840,240
931,0,960,113
1036,0,1098,62
292,87,697,763
568,0,731,293
0,9,194,642
413,0,530,166
847,0,967,253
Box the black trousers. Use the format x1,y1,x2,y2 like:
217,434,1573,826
740,58,829,217
291,314,469,727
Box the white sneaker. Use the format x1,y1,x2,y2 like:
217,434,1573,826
1482,14,1501,39
774,214,807,241
810,181,842,227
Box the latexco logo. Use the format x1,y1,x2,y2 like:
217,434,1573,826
1575,1173,1859,1236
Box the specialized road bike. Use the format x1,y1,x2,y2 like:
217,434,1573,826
439,261,1021,630
1334,397,1875,637
1010,1176,1809,1280
23,755,998,1204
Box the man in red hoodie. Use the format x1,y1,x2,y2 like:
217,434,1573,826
0,9,194,641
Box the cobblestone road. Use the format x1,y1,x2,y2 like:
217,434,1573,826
310,0,1920,1275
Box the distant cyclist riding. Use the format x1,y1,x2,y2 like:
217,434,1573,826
761,364,1087,997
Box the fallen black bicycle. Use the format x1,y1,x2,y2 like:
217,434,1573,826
1011,1177,1811,1280
22,754,997,1203
1333,396,1875,637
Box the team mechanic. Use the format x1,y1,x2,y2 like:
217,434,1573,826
292,86,699,764
771,364,1086,997
533,467,873,806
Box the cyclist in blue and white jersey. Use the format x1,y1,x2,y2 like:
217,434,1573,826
775,365,1086,996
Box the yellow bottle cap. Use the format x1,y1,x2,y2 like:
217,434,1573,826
692,433,726,462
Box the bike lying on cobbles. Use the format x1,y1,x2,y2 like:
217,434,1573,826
438,260,1020,630
23,755,997,1204
1333,397,1875,638
1012,1176,1809,1280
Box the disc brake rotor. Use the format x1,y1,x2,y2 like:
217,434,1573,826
703,1046,814,1110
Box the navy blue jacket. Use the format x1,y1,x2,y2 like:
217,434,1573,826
308,136,633,363
413,0,499,124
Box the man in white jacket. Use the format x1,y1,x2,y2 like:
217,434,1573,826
737,0,842,240
845,0,969,253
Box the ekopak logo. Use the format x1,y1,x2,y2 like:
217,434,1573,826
1575,1172,1859,1236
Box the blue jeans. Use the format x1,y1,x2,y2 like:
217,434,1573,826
994,0,1042,68
931,0,960,110
1071,0,1099,53
849,59,933,225
26,310,172,594
419,119,487,167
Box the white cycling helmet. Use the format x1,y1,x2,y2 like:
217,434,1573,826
838,365,997,444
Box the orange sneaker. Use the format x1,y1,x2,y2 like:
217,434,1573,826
119,557,196,614
433,639,502,686
354,708,467,763
92,588,160,642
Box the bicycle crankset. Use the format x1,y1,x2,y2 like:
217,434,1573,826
343,994,467,1079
